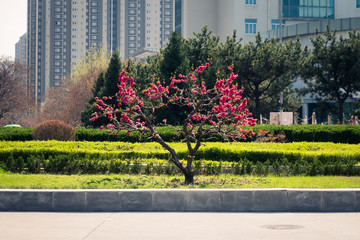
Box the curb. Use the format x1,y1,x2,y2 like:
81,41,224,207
1,189,359,212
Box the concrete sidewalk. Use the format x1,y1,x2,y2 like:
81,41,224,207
1,212,360,240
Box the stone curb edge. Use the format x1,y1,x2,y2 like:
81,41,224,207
1,189,359,212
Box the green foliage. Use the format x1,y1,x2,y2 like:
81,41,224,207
0,127,32,141
103,52,122,97
1,140,359,176
160,32,190,83
2,125,360,144
82,52,124,128
32,120,76,141
232,34,304,118
301,28,360,123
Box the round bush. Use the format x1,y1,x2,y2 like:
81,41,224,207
32,120,76,141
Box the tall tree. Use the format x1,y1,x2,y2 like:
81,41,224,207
81,51,123,127
37,48,109,127
300,28,360,123
81,72,106,127
160,31,190,83
233,34,303,119
186,26,219,68
103,51,122,98
186,26,220,88
158,32,191,124
0,57,29,125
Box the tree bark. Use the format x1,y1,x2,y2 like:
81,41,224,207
184,169,194,185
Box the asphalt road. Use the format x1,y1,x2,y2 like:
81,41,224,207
0,212,359,240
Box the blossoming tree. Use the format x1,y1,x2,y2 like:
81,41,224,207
92,64,255,184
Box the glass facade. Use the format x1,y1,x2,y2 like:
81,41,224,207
357,0,360,8
271,20,285,29
283,0,334,19
175,0,181,35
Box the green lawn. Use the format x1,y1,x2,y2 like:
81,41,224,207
1,173,359,189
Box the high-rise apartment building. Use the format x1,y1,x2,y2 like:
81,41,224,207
15,33,27,66
26,0,175,105
120,0,175,60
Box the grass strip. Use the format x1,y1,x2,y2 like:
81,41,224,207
1,173,359,189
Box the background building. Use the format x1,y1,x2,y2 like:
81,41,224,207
179,0,359,42
25,0,175,106
15,33,27,66
179,0,360,122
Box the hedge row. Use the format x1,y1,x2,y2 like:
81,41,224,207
2,125,360,143
1,141,359,166
1,153,359,176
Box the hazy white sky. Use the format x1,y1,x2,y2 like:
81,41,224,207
0,0,27,59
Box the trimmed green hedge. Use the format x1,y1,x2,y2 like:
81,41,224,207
0,127,32,141
1,125,360,143
1,141,359,170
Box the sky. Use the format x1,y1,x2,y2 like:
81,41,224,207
0,0,27,59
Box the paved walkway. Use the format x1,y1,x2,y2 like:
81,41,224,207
1,212,360,240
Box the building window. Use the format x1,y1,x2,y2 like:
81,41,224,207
245,19,257,34
91,8,98,13
271,19,285,29
91,2,98,7
357,0,360,8
91,15,98,20
54,7,61,13
245,0,256,4
55,1,61,6
283,0,334,18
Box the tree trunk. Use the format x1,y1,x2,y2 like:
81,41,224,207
338,100,345,124
184,171,194,185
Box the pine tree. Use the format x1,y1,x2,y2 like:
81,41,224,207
81,72,106,127
157,32,191,125
103,52,122,98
